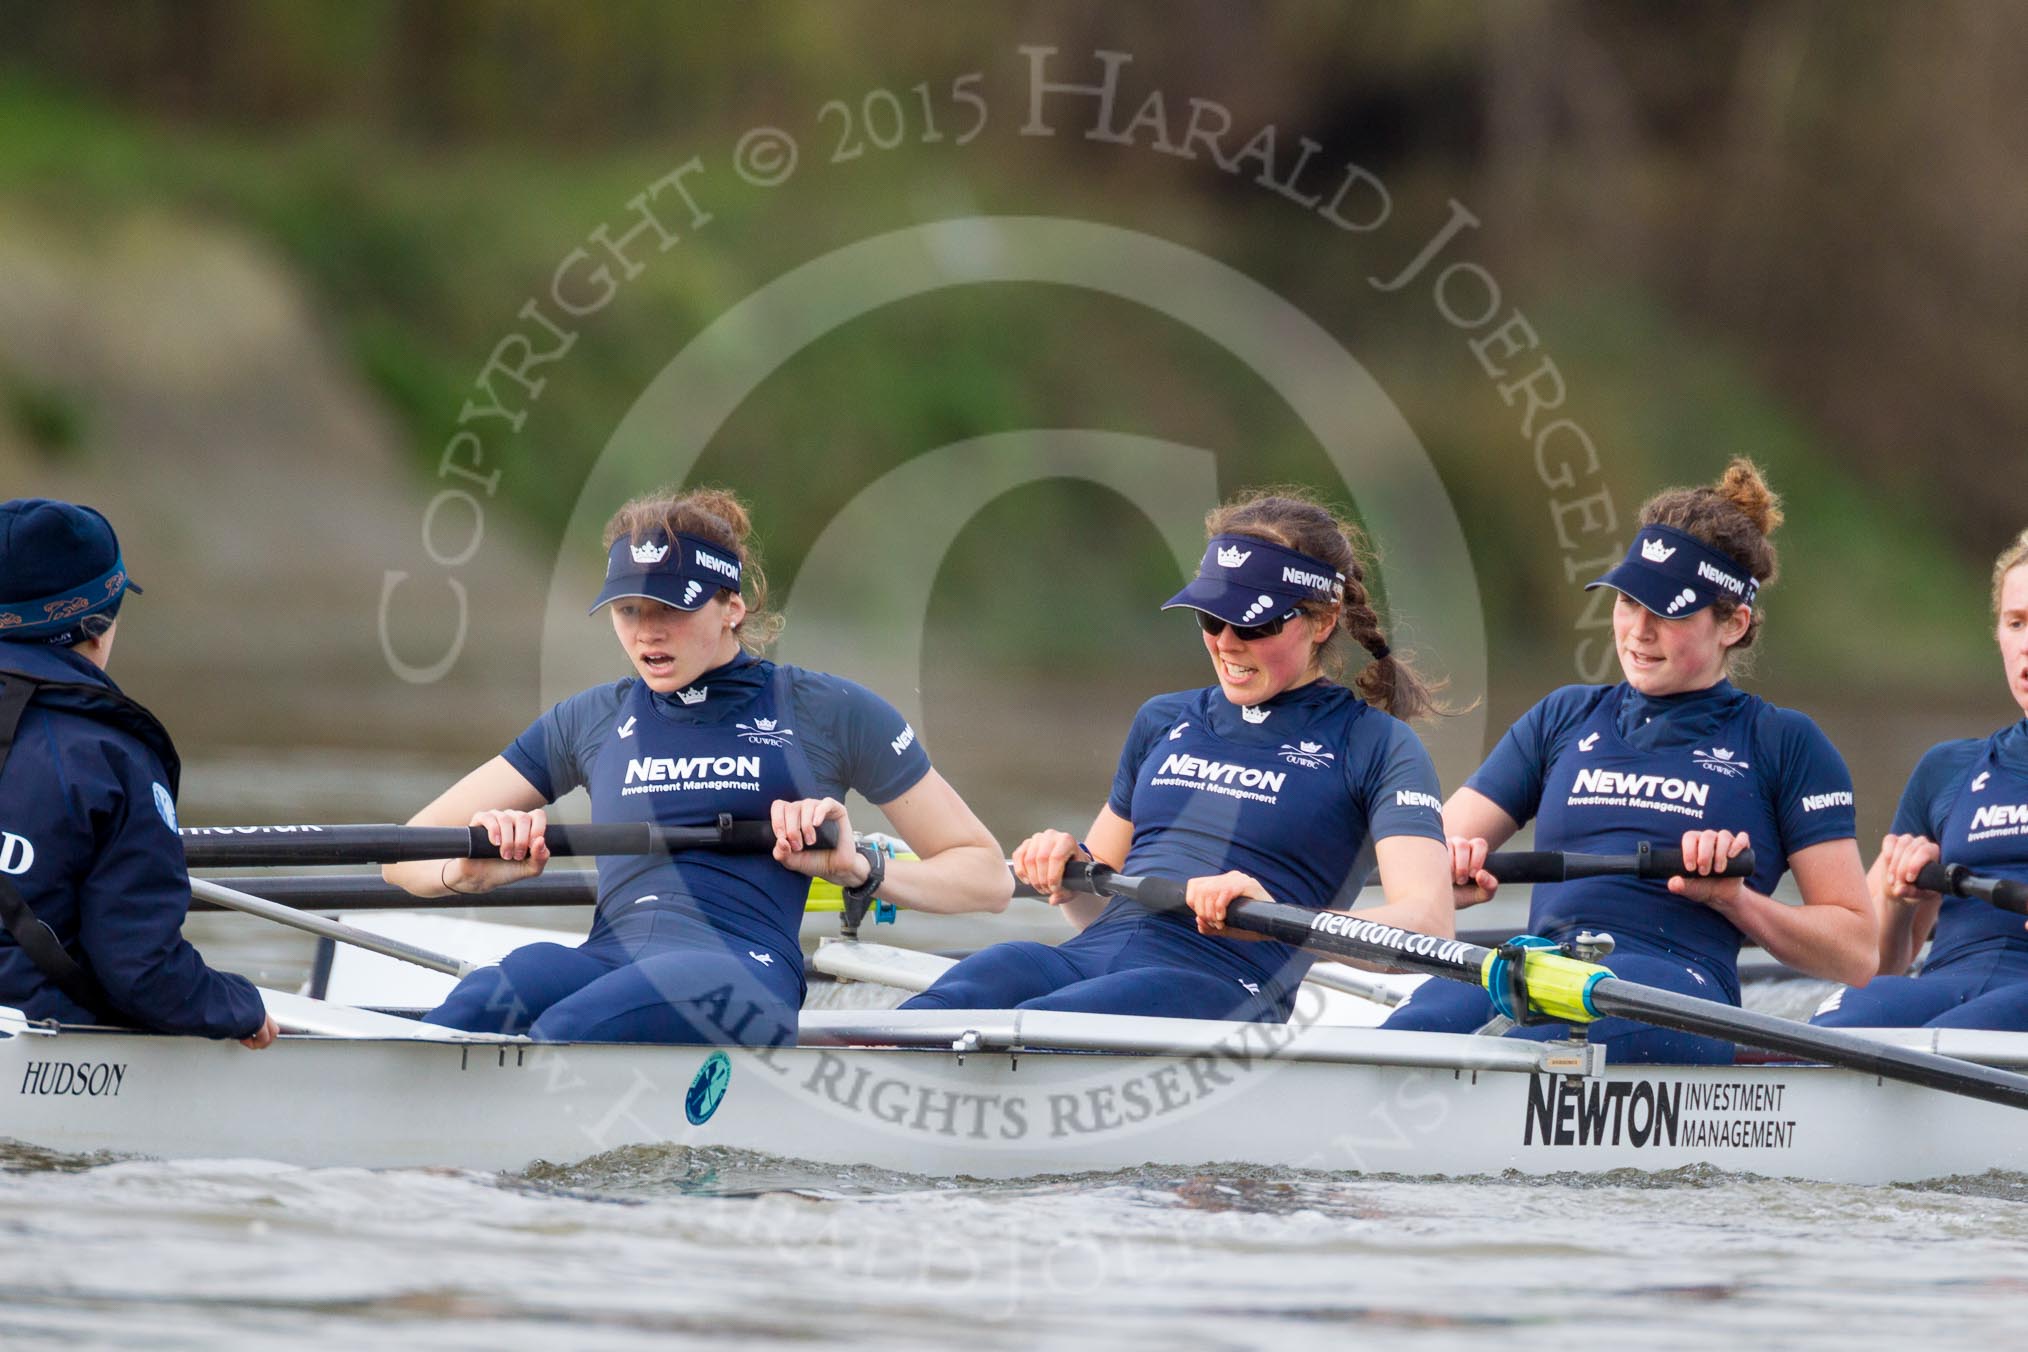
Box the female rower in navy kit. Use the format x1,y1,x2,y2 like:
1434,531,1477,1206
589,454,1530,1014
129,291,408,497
0,499,275,1047
1812,530,2028,1031
903,490,1454,1023
385,487,1011,1044
1382,461,1874,1062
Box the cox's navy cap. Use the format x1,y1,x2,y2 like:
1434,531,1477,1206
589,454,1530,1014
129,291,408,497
1587,524,1758,619
1162,533,1344,626
589,530,742,615
0,498,142,645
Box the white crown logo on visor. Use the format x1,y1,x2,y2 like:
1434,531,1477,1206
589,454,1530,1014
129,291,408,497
1215,545,1252,569
1641,538,1677,563
1665,588,1697,615
632,540,671,565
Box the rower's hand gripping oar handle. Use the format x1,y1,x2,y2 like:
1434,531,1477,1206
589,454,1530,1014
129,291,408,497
1483,844,1757,884
473,817,839,860
1050,848,1758,901
1053,846,1763,897
1915,861,2028,916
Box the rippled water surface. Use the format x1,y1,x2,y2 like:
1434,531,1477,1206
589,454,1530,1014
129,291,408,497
3,1141,2027,1350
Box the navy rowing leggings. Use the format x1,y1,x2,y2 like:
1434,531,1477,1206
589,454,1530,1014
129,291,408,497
1811,948,2028,1031
900,914,1291,1022
424,937,798,1045
1380,949,1738,1065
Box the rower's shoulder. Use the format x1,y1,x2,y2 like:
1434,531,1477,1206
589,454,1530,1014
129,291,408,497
1130,688,1209,725
1909,735,1991,777
1738,698,1853,779
771,662,900,717
1741,695,1834,742
1526,682,1618,727
554,679,634,715
538,680,634,740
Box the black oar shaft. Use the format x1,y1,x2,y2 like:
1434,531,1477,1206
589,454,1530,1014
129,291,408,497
1056,861,2028,1113
1916,862,2028,917
189,872,603,912
1587,979,2028,1112
181,818,833,868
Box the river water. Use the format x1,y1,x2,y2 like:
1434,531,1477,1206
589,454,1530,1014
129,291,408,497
3,1145,2025,1349
7,744,2028,1349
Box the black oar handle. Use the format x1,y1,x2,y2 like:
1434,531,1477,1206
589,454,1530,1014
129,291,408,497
1916,862,2028,916
1057,860,1184,906
181,817,834,868
1486,844,1757,884
1031,846,1757,900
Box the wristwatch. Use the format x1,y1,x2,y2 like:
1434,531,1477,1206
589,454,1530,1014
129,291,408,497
841,840,886,906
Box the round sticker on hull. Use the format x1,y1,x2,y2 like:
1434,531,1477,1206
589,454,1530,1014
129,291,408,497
685,1050,731,1125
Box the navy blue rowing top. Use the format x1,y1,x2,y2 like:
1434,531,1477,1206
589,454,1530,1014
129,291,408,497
503,654,930,970
1468,681,1857,995
1102,679,1446,985
1891,719,2028,968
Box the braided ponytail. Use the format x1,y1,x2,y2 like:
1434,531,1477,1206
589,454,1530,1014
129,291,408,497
1204,488,1447,721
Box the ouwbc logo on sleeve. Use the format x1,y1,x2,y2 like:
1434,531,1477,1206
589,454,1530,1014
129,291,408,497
151,783,178,831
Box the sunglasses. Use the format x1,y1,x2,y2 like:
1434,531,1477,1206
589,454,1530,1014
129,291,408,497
1196,609,1297,642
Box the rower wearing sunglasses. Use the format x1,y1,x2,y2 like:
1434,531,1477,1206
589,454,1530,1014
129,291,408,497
903,490,1454,1023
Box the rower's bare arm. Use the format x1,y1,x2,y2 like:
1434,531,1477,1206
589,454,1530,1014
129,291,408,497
1009,810,1130,931
1359,834,1456,937
1442,788,1520,908
1195,835,1452,952
1069,808,1132,930
383,757,549,896
1870,833,1945,975
1717,837,1877,987
1305,834,1457,967
868,769,1014,915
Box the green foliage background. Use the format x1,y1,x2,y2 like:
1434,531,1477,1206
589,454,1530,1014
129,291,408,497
0,1,2018,699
